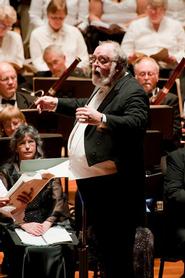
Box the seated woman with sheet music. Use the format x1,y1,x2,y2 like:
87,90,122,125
0,124,73,278
121,0,185,73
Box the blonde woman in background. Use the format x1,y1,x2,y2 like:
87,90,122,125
0,5,24,68
121,0,185,69
0,105,27,137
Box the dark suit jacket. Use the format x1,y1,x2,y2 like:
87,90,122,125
164,147,185,245
16,91,35,109
56,72,149,224
161,92,181,139
151,91,182,152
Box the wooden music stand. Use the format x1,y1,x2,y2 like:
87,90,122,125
149,105,174,140
33,77,95,98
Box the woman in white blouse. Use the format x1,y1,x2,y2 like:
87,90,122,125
0,5,24,69
121,0,185,69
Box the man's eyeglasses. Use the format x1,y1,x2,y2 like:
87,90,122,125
0,76,17,83
90,55,117,65
0,22,12,30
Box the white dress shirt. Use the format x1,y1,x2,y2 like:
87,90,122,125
67,87,117,180
29,22,89,71
121,16,185,67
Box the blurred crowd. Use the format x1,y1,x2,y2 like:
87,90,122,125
0,0,184,73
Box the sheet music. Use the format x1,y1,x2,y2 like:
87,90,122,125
20,158,70,178
20,157,68,172
15,225,72,246
0,180,8,196
90,20,125,31
7,172,42,197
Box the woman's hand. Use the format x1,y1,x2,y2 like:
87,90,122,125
0,197,9,207
21,222,44,236
41,220,52,234
21,221,52,236
163,55,177,65
128,53,141,64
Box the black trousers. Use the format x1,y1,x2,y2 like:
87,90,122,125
76,174,138,278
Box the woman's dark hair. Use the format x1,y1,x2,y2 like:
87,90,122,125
10,124,44,162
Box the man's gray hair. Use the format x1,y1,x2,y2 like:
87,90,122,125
99,40,128,72
43,44,65,58
134,56,160,75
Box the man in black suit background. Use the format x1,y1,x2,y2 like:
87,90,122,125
134,56,182,153
35,40,149,277
0,62,34,111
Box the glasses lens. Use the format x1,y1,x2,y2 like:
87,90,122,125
90,55,113,65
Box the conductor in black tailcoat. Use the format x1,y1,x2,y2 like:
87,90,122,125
35,40,149,277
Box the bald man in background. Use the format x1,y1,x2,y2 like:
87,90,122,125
0,62,34,110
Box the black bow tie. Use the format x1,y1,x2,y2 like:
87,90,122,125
2,98,16,105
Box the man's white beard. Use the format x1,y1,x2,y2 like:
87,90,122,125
92,63,117,87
